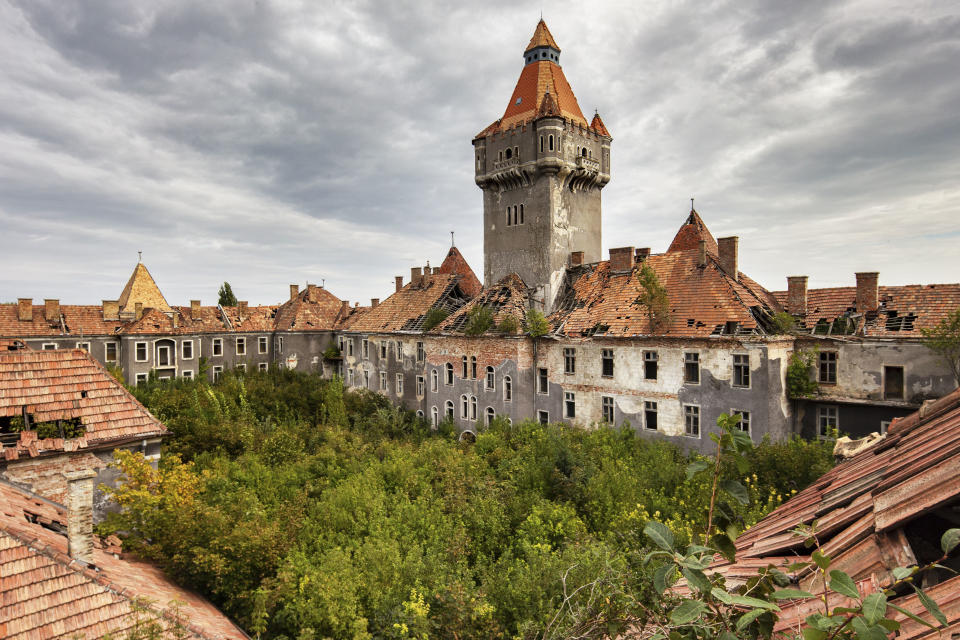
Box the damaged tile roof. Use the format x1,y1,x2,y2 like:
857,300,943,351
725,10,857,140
0,349,166,459
550,250,781,338
773,284,960,337
345,273,469,334
438,273,529,335
715,387,960,635
0,482,247,640
525,19,561,52
666,208,719,255
273,285,346,332
435,246,483,298
118,263,172,314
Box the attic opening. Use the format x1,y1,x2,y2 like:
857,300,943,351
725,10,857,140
0,411,86,443
899,504,960,589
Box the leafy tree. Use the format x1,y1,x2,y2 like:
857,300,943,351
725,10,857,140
637,262,670,333
463,305,494,336
497,314,520,334
769,311,796,335
421,307,449,331
525,309,550,337
217,282,238,306
922,307,960,386
786,349,819,398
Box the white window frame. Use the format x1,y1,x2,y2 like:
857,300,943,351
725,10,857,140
76,342,90,352
182,340,194,360
431,406,439,427
237,363,246,372
445,363,454,386
644,401,658,431
643,350,658,380
212,338,223,357
684,352,700,385
684,404,701,438
470,396,478,421
156,344,173,367
396,341,403,359
41,343,58,351
380,341,387,359
379,371,387,391
104,342,118,363
731,409,751,435
258,362,268,372
362,339,369,359
182,370,193,380
135,341,148,362
416,341,424,363
276,336,284,353
431,369,439,392
601,349,614,378
563,348,576,375
236,337,246,356
537,368,549,395
485,366,495,390
733,353,751,388
460,395,469,419
416,375,425,396
258,336,268,354
485,407,495,427
564,391,576,419
817,405,838,438
212,365,223,381
445,400,454,419
538,410,549,424
602,396,614,423
135,373,148,386
504,375,512,402
396,373,404,395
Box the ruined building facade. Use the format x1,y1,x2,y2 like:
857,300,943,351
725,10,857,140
3,21,958,452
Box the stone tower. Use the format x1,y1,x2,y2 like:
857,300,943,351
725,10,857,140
473,20,611,311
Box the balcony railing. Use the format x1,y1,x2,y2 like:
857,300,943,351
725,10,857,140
577,156,600,172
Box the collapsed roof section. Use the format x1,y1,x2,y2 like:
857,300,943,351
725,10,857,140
437,273,529,335
344,272,470,334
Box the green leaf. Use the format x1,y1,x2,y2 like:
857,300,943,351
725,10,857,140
877,618,900,632
787,561,812,572
769,568,792,587
722,479,750,505
828,569,860,599
772,588,816,600
735,608,767,631
801,629,827,640
607,621,621,638
861,592,887,625
812,550,830,571
891,566,913,581
685,459,710,480
682,567,711,594
727,594,780,611
886,603,935,629
718,632,738,640
711,533,737,563
913,585,947,626
669,599,707,625
710,587,733,604
851,616,889,640
940,528,960,555
644,521,675,551
653,563,677,595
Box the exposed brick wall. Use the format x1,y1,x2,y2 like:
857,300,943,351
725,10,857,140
787,276,808,315
1,452,107,505
856,272,879,312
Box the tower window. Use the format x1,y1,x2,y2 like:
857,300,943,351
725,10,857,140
540,136,544,153
513,205,518,225
505,148,512,159
582,147,588,157
498,150,503,161
506,207,511,226
519,204,524,224
548,135,554,151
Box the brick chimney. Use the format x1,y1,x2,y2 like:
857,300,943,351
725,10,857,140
289,284,299,300
238,301,248,319
134,302,143,320
718,236,739,281
395,276,403,292
423,264,431,279
609,246,635,271
64,469,97,564
855,272,879,313
17,298,32,322
570,251,584,267
786,276,808,316
340,300,350,317
371,298,380,308
410,267,423,286
190,300,201,320
636,248,651,260
698,240,707,267
44,299,60,323
102,300,120,321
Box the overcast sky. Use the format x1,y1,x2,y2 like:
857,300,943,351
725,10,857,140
1,0,958,306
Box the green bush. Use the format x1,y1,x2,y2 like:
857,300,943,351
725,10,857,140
422,307,449,331
463,305,494,336
525,309,550,337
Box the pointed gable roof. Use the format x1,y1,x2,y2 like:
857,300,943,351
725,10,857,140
499,58,587,130
667,208,719,255
525,19,561,53
117,263,171,314
590,112,610,137
436,246,483,298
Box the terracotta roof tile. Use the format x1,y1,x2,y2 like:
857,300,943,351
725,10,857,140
438,273,528,335
525,19,561,53
497,60,588,131
118,264,171,314
0,349,166,455
436,247,483,298
0,305,124,339
550,250,780,338
666,209,719,255
590,112,610,137
272,285,345,332
345,273,470,334
0,483,247,640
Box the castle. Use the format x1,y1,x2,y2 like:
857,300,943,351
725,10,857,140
3,21,958,451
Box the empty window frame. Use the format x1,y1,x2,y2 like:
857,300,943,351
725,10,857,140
445,401,454,419
41,343,58,351
684,405,701,438
182,370,194,380
156,344,172,367
379,371,387,391
602,396,614,423
504,375,512,402
105,342,118,363
644,401,658,431
258,362,268,372
416,375,425,396
731,409,751,434
236,338,246,356
733,354,750,388
276,336,283,353
258,336,268,354
601,349,614,378
212,366,223,382
182,340,194,360
684,352,700,384
564,391,576,418
416,341,424,363
485,407,495,426
538,410,549,425
884,366,905,400
237,363,247,373
470,396,478,421
564,347,576,375
537,368,549,394
485,366,495,390
396,373,404,395
445,363,454,385
380,341,388,359
506,207,512,227
76,342,90,352
461,395,469,419
135,373,148,386
347,340,354,357
519,204,524,224
431,406,439,427
135,342,148,362
471,356,478,379
817,405,838,438
212,339,223,357
431,369,439,392
363,369,370,388
548,134,554,151
396,341,403,359
643,351,658,380
462,355,468,379
362,339,369,359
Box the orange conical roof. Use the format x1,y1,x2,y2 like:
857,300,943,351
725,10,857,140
437,246,483,298
667,209,719,255
590,112,610,137
525,19,561,53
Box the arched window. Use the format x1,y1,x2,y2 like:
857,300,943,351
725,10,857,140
485,366,494,390
470,355,478,379
460,394,469,419
514,146,519,159
431,369,438,392
512,205,517,225
485,407,495,426
504,376,512,402
470,396,478,421
505,148,512,159
445,400,454,419
431,406,438,427
461,355,468,379
549,135,554,151
519,204,524,225
582,147,588,157
445,362,454,385
416,410,424,418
